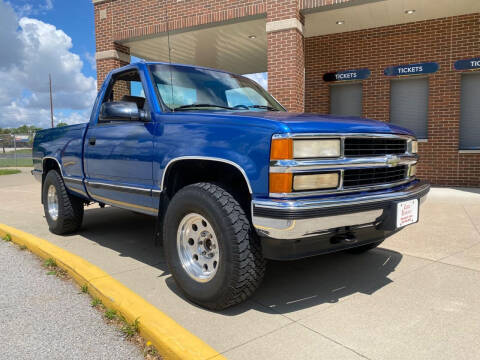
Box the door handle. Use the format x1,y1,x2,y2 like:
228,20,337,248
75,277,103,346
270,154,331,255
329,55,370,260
89,137,96,145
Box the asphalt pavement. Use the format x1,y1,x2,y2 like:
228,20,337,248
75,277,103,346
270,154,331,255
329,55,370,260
0,239,144,360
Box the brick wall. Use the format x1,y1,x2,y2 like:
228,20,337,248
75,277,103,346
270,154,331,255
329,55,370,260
305,14,480,187
93,1,479,186
94,0,307,111
95,44,130,90
94,0,266,45
94,0,266,89
266,1,305,112
267,28,305,112
94,0,131,89
300,0,355,11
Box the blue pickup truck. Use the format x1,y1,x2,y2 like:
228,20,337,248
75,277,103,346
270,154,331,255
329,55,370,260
32,62,429,309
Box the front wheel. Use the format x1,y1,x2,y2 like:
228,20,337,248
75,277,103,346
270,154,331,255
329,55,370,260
43,170,84,234
163,182,265,310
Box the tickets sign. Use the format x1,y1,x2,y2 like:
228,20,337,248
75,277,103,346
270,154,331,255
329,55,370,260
454,58,480,71
384,62,438,76
323,68,371,82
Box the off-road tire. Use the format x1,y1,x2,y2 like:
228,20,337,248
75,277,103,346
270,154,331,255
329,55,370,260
347,239,384,254
43,170,84,234
163,182,265,310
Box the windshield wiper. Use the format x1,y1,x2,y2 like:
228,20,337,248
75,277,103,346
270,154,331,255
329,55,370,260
247,105,279,111
173,103,235,111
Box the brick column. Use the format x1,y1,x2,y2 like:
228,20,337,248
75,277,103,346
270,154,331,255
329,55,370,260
266,2,305,112
94,0,131,90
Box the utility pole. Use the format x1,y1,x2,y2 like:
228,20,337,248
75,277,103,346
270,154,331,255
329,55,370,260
13,135,17,168
49,73,54,128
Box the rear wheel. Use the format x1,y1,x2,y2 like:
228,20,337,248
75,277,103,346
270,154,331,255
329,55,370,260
164,182,265,310
43,170,84,234
346,239,384,254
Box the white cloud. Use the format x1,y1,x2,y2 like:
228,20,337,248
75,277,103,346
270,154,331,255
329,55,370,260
0,0,96,129
55,110,92,125
85,52,97,71
244,72,268,90
0,1,22,69
7,0,53,17
1,102,91,128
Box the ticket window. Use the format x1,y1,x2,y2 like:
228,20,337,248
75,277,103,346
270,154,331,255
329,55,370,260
459,73,480,149
329,83,362,117
390,78,429,139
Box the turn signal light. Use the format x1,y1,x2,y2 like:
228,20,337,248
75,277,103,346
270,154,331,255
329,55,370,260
270,138,293,160
269,173,292,193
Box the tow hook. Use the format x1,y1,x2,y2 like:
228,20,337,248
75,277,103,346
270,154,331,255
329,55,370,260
330,233,357,244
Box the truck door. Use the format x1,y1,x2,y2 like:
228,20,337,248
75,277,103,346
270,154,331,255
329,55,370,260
84,69,156,215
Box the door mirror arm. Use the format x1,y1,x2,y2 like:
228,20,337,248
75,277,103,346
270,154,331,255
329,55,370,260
138,109,149,122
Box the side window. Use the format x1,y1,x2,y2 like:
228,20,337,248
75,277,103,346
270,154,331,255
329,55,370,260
103,70,147,111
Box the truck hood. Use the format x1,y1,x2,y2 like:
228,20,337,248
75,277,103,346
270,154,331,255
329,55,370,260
235,112,414,136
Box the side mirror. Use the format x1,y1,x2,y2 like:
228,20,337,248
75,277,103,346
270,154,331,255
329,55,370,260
99,101,148,123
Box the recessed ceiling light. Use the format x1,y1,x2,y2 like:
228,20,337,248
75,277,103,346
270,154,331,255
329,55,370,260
248,34,256,39
336,20,345,25
405,9,415,14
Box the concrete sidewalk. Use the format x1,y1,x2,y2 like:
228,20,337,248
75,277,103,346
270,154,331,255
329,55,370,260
2,170,480,359
0,239,143,360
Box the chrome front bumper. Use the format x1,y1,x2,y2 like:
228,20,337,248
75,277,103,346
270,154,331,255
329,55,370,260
252,180,430,240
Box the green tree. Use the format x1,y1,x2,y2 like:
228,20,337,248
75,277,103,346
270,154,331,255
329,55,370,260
6,125,42,134
56,122,68,127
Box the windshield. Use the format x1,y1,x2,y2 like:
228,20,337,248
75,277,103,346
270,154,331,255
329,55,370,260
149,64,285,112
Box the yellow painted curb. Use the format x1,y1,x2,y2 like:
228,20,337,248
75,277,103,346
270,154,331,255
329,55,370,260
0,223,226,360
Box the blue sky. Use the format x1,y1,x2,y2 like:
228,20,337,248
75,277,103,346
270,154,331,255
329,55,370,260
0,0,267,129
9,0,96,77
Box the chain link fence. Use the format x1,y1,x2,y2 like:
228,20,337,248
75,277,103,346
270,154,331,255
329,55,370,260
0,134,34,167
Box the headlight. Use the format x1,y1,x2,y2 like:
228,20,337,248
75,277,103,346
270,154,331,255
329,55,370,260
293,173,339,191
410,140,418,154
270,138,341,160
293,139,341,158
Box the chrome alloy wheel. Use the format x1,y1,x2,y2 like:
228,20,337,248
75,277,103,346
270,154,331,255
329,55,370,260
177,213,220,283
47,184,59,221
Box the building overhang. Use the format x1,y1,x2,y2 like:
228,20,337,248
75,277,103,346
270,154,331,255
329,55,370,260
120,17,268,75
304,0,480,37
98,0,479,74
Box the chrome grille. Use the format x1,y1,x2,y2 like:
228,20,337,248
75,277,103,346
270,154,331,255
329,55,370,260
343,166,407,188
269,133,417,198
344,138,407,157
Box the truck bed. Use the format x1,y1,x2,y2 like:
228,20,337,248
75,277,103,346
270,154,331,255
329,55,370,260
32,123,88,180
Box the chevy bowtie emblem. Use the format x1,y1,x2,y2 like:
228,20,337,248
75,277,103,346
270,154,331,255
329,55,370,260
386,155,400,167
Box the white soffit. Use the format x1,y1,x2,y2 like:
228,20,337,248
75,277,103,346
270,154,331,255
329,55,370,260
305,0,480,37
122,18,267,74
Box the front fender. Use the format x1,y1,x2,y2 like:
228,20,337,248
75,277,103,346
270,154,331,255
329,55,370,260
153,113,283,197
